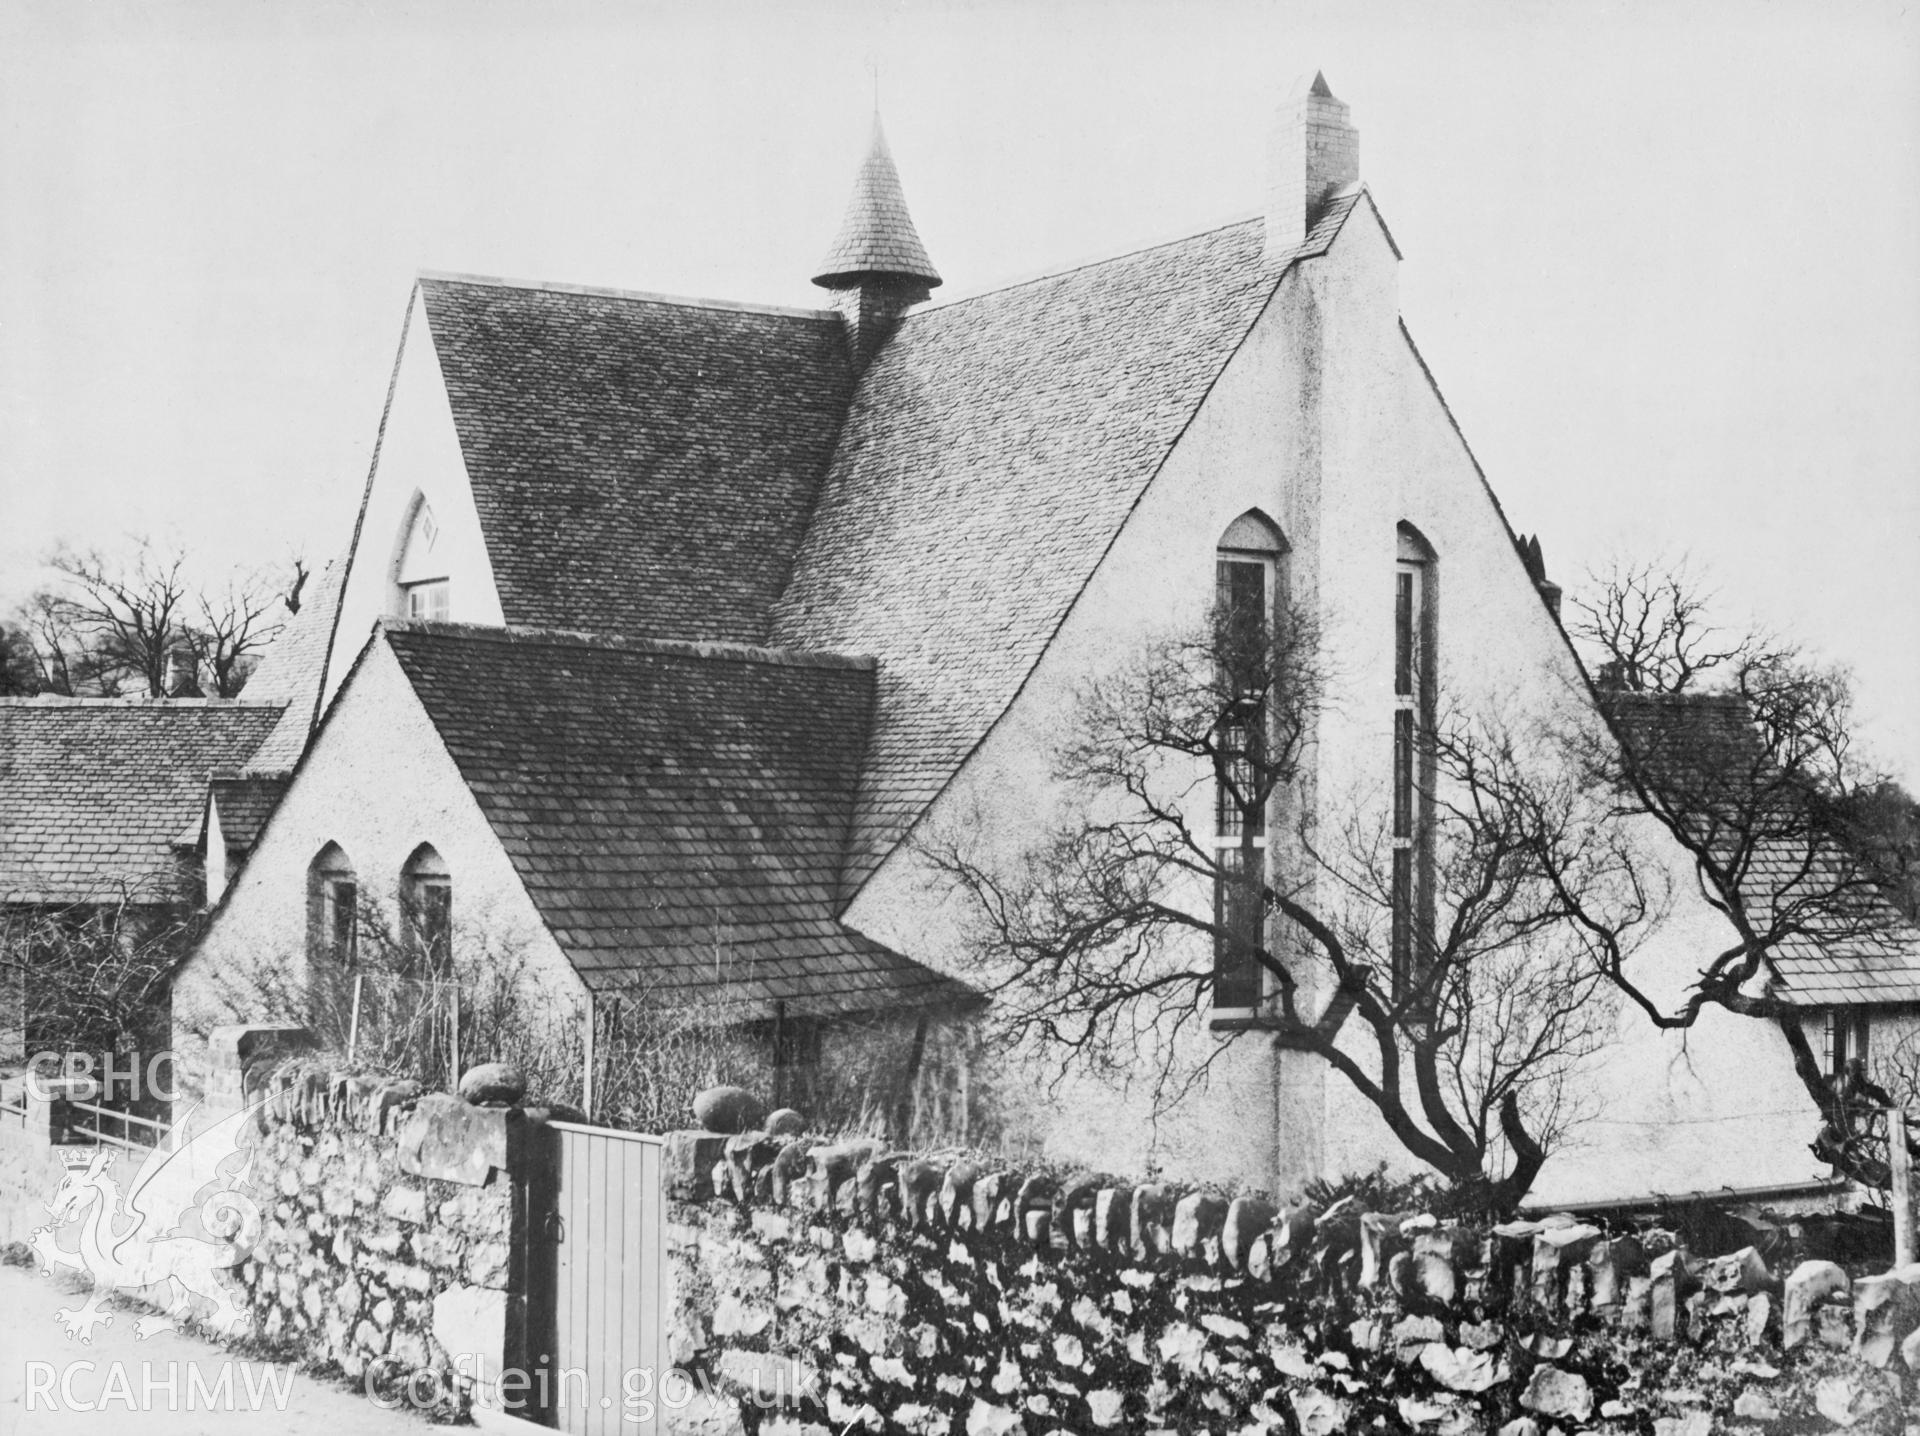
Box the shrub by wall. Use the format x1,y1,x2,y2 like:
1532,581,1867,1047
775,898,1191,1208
666,1132,1920,1436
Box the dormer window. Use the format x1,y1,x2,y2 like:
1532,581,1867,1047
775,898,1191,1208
403,580,449,621
393,495,450,620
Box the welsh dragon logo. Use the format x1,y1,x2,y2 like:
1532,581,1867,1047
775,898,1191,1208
31,1100,265,1343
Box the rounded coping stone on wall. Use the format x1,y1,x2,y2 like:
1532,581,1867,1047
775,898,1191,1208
723,1131,785,1201
1093,1187,1133,1254
1314,1196,1364,1265
898,1159,946,1229
938,1162,980,1229
1054,1174,1103,1250
1782,1259,1852,1350
856,1154,904,1220
457,1062,528,1107
1130,1185,1174,1259
769,1137,817,1203
1271,1202,1321,1269
1014,1174,1057,1246
807,1139,885,1210
1223,1196,1278,1272
1170,1191,1227,1262
970,1172,1010,1234
1360,1210,1422,1289
691,1086,766,1135
764,1108,807,1138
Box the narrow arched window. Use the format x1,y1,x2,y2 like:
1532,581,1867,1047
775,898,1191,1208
1393,523,1437,993
308,844,358,968
400,844,452,975
1213,511,1288,1011
393,494,450,621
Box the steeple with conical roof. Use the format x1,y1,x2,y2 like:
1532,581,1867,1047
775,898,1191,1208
813,117,941,371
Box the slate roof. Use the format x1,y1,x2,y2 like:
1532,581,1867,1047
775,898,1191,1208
813,119,942,289
417,277,853,646
379,622,977,1018
1605,691,1920,1006
210,777,290,851
241,553,347,776
773,197,1362,889
0,700,286,906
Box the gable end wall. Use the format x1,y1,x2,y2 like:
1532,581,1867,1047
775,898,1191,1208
172,640,582,1097
844,204,1818,1202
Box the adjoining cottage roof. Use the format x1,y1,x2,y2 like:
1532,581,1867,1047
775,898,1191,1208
0,699,286,906
812,118,942,290
209,777,291,851
378,621,977,1019
1605,691,1920,1006
240,552,348,776
775,196,1363,890
417,277,853,647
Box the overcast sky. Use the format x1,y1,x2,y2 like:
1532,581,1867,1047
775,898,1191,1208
2,0,1915,782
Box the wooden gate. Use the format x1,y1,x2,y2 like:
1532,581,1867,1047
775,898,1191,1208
528,1122,668,1434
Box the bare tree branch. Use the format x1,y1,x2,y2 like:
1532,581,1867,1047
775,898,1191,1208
922,596,1636,1211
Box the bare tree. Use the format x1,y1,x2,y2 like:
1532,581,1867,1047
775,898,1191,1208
1567,560,1917,1187
0,623,41,696
45,539,193,697
183,566,294,697
925,598,1645,1212
17,587,111,696
14,537,296,698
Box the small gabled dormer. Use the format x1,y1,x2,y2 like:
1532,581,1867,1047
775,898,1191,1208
813,117,942,373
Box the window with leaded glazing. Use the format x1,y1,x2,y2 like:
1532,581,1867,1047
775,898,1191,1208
1212,511,1287,1011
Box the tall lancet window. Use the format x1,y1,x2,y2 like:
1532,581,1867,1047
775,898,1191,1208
1392,524,1437,995
1213,511,1287,1011
394,495,449,620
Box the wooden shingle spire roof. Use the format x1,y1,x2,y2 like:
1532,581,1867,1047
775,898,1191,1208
812,117,941,291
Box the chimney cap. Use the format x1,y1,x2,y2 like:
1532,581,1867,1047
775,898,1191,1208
812,116,943,292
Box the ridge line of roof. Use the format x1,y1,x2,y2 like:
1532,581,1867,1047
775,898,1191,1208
0,696,287,709
380,619,876,672
417,269,840,322
918,213,1266,313
1605,690,1751,706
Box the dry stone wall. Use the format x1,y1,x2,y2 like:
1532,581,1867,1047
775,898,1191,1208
666,1131,1920,1435
227,1065,528,1417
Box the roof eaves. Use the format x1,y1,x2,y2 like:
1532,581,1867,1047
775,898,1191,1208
1350,185,1403,261
381,619,877,673
311,282,419,758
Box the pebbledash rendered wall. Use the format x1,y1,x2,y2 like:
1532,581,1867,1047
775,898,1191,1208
664,1127,1920,1436
844,193,1821,1206
168,636,587,1104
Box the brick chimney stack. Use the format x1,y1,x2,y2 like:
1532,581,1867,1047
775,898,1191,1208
1266,71,1359,261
